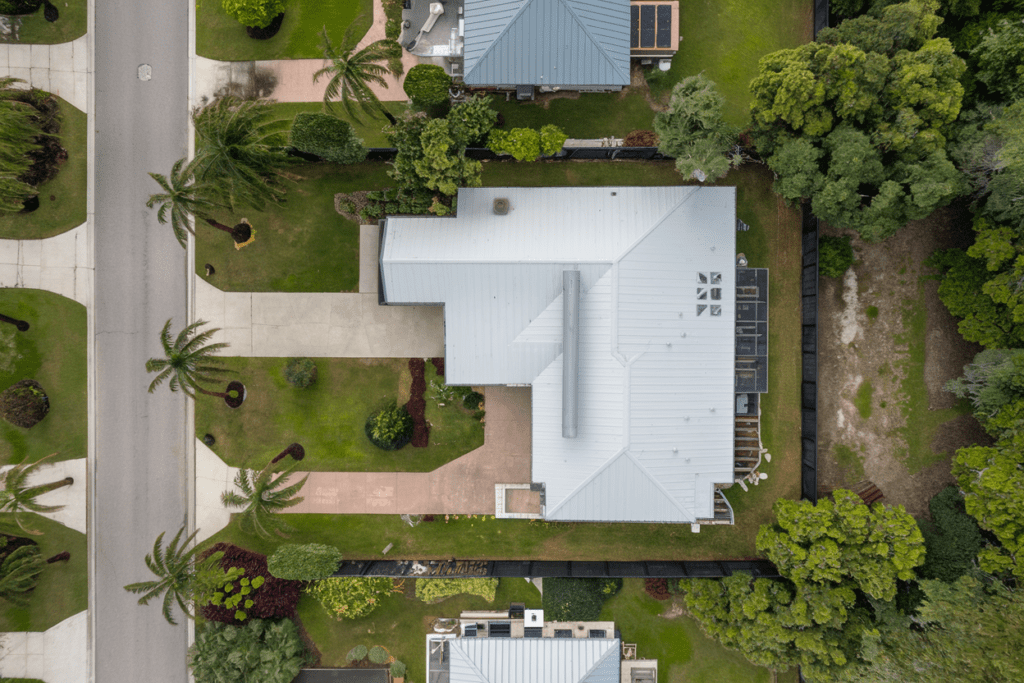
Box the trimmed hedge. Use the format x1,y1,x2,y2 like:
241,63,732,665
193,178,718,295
406,358,429,447
267,543,342,581
403,64,451,107
308,577,392,620
542,578,620,620
289,113,367,165
415,578,498,603
198,543,302,623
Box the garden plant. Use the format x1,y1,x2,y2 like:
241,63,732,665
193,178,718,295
0,453,71,535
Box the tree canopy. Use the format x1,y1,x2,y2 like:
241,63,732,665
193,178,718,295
387,112,483,196
653,73,738,182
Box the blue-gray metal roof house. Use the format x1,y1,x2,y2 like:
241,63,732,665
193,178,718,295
462,0,632,90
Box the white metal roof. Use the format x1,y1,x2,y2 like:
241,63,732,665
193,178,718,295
381,186,737,522
446,637,621,683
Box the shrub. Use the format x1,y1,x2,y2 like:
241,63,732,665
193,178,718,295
383,0,403,39
462,391,484,410
0,379,49,429
0,0,42,14
406,358,429,448
289,113,367,165
542,578,618,620
819,235,855,278
308,577,392,620
189,618,308,683
0,544,44,607
221,0,285,28
368,645,388,664
403,65,452,107
206,571,265,621
644,578,671,600
623,130,660,147
391,660,407,678
267,544,342,580
346,644,368,662
447,96,498,147
918,486,986,582
198,543,302,624
365,401,414,450
488,128,540,161
539,124,567,156
282,358,318,388
415,578,498,603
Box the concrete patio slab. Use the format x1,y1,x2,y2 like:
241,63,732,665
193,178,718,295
0,611,87,683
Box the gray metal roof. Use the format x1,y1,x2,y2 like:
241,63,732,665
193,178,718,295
446,637,620,683
381,187,737,523
463,0,631,87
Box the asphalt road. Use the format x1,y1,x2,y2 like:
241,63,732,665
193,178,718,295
93,1,191,680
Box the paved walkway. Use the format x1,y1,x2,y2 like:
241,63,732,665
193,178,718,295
195,0,417,105
0,222,92,307
0,37,89,112
0,458,86,534
196,225,443,357
0,611,87,683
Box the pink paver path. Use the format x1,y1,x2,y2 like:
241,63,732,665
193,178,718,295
287,386,533,515
258,0,417,103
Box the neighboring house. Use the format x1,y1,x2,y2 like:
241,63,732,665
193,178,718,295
426,608,657,683
402,0,679,95
379,187,770,526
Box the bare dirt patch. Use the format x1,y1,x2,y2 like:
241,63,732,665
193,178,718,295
817,205,988,517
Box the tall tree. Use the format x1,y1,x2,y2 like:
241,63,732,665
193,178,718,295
146,157,252,247
192,97,292,210
0,453,73,536
387,113,482,196
653,73,738,183
314,29,395,124
145,319,237,400
221,447,308,539
972,17,1024,102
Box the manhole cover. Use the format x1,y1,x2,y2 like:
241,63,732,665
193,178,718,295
138,64,152,81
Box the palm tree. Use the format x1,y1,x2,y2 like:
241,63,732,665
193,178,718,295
221,445,308,539
192,96,292,211
123,525,208,625
0,544,44,607
314,29,397,124
146,157,252,247
145,319,238,400
0,453,73,536
0,78,46,213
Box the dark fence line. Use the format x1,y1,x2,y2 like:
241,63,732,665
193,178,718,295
332,559,780,579
801,205,819,504
363,146,671,162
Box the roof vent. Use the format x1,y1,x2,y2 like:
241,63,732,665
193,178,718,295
493,198,510,215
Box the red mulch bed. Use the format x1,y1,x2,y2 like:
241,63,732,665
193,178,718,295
406,358,429,447
644,578,671,600
430,357,444,376
198,543,302,623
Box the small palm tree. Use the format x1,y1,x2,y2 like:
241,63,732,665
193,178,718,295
314,29,396,124
192,97,292,211
146,157,251,247
0,78,47,213
0,453,73,536
222,445,308,539
146,319,237,400
0,544,45,607
123,525,207,625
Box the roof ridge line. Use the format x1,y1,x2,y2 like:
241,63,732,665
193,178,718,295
449,639,492,683
622,449,694,519
544,447,629,518
578,638,621,683
558,0,631,83
464,0,534,81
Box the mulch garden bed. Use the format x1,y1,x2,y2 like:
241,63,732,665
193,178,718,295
224,381,246,409
406,358,429,447
198,543,302,623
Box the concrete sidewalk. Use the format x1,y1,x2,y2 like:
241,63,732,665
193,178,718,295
195,0,417,105
0,611,87,683
0,222,93,307
0,36,89,112
195,225,444,357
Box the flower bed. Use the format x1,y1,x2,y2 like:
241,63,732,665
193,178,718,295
199,543,302,623
405,359,429,447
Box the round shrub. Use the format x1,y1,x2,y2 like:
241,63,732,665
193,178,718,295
819,234,855,278
267,543,343,580
0,0,42,15
462,391,484,410
309,577,392,620
623,129,660,147
403,64,452,107
365,402,413,451
539,124,567,156
488,127,540,161
221,0,285,28
0,379,49,429
391,660,407,678
283,357,318,388
368,645,388,664
289,113,367,165
346,644,368,662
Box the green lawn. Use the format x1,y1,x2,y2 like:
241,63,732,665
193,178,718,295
1,0,87,44
0,289,87,467
0,514,88,632
268,101,408,148
196,357,484,472
0,97,87,240
195,162,392,293
196,0,373,61
651,0,813,126
298,577,541,681
488,92,656,139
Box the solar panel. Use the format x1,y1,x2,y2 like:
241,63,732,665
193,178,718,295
588,630,607,638
554,629,573,638
656,5,672,47
640,5,655,48
630,5,639,48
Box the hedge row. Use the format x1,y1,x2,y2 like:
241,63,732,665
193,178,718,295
542,578,621,621
415,578,498,603
406,358,429,448
199,543,302,623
